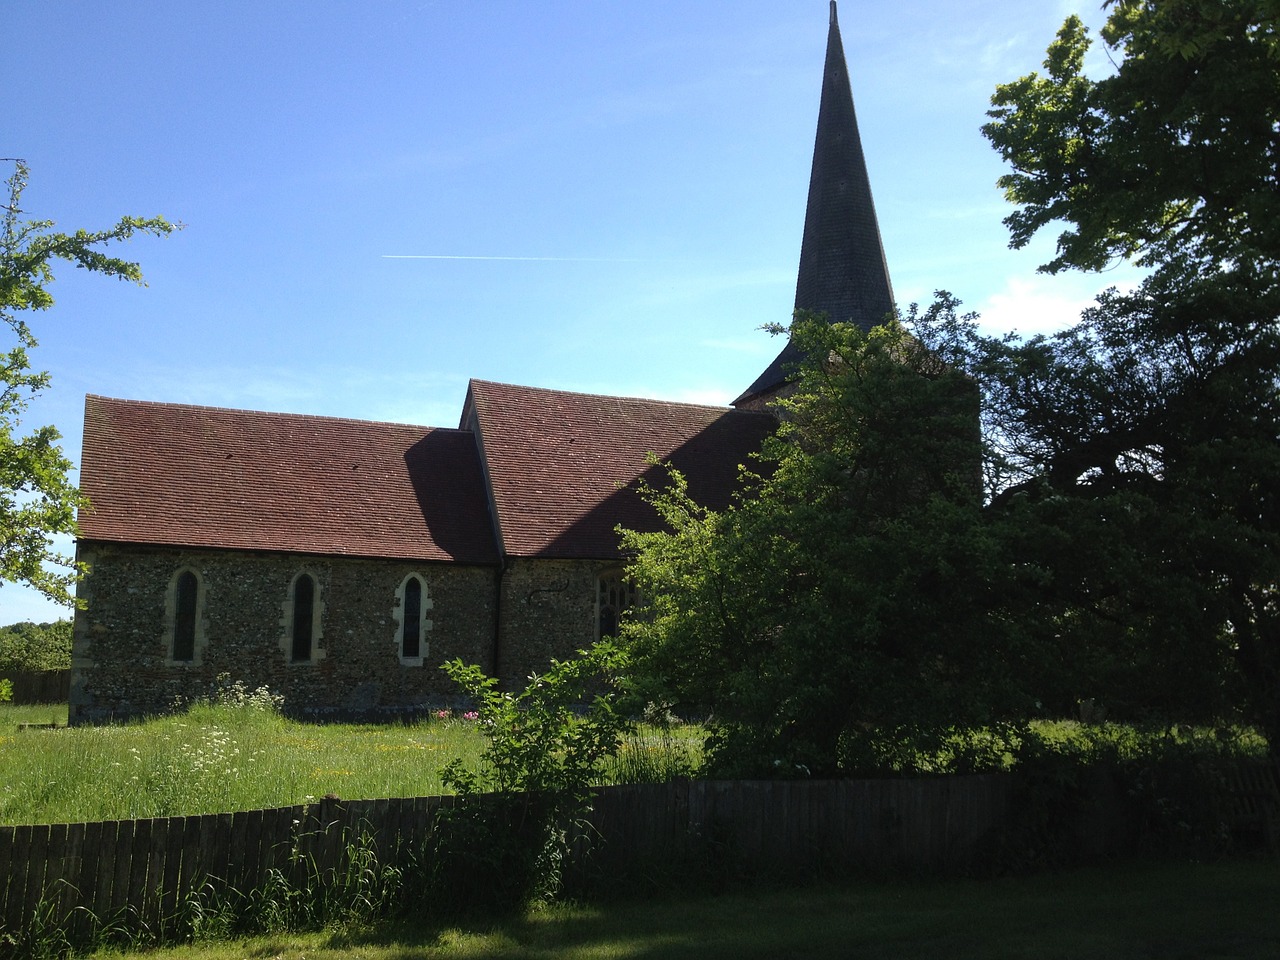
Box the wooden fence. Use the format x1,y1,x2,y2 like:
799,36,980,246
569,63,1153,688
0,670,69,705
0,775,1010,943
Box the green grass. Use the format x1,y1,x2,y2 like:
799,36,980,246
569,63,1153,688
602,726,703,784
0,702,68,727
0,703,488,824
74,859,1280,960
0,703,704,825
2,701,1264,827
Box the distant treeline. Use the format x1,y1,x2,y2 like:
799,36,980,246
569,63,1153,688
0,619,72,673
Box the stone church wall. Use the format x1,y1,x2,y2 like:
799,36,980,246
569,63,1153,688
70,543,499,724
494,557,614,689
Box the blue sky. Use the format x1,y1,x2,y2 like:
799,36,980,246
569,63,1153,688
3,0,1126,624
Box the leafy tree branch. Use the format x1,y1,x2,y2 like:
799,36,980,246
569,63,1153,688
1,159,179,604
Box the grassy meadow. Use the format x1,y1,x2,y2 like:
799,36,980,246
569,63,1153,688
1,694,1263,828
0,701,702,826
3,701,1275,958
0,702,489,824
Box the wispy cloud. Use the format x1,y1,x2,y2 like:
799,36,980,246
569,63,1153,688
978,277,1092,337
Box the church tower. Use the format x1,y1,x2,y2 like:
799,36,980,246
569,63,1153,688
734,0,895,409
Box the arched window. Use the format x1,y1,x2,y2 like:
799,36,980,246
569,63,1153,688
173,571,198,662
291,573,316,662
165,567,206,665
597,570,639,640
394,573,432,665
403,576,422,659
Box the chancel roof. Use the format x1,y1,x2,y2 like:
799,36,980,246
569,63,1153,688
462,380,777,559
78,395,499,564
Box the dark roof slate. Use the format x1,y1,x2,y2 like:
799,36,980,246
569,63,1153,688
463,380,776,559
736,0,895,406
78,395,498,564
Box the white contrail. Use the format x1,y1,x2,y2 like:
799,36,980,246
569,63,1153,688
382,254,645,262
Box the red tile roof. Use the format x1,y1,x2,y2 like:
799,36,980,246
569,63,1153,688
463,380,777,559
78,396,498,564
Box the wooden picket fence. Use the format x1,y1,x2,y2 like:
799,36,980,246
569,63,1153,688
0,670,69,705
0,775,1010,944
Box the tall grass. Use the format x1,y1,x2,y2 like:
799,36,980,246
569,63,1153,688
0,702,488,825
0,702,67,727
0,705,708,826
4,693,1267,828
604,726,703,783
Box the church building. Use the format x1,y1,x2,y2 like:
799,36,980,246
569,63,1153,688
69,2,895,723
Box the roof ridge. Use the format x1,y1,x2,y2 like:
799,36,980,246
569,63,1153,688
84,394,464,433
469,379,770,416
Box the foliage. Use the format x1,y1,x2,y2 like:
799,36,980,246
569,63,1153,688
908,292,1273,729
435,643,632,911
989,722,1266,872
440,643,632,803
620,312,1033,778
955,0,1280,757
0,619,71,672
1,159,178,605
622,0,1280,765
0,677,10,703
983,0,1280,278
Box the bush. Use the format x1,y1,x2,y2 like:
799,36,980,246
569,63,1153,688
432,641,632,913
989,723,1264,872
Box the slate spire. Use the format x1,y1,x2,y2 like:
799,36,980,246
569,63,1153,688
734,0,895,407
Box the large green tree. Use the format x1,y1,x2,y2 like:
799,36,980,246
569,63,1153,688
913,287,1273,734
0,619,72,672
984,0,1279,279
620,0,1280,769
961,0,1280,751
1,160,177,604
620,312,1029,777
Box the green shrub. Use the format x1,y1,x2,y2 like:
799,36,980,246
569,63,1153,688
989,723,1264,872
433,641,632,913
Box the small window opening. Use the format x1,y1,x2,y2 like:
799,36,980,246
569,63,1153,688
292,574,315,662
173,571,198,662
598,571,639,640
402,576,422,660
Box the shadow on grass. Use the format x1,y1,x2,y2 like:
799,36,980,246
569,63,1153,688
218,859,1280,960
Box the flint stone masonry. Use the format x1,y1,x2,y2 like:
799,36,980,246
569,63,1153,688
494,558,614,689
71,544,499,723
71,545,613,723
